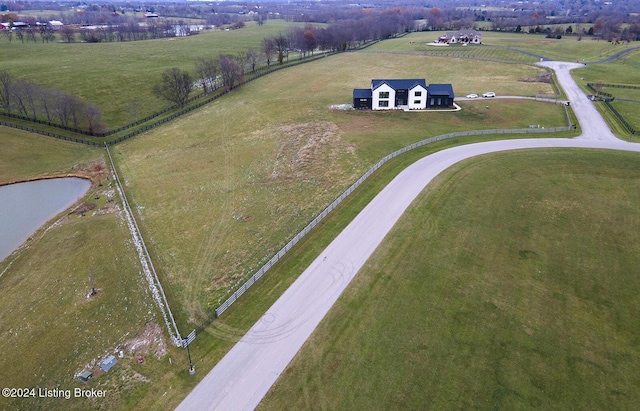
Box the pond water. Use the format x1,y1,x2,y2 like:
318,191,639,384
0,177,91,262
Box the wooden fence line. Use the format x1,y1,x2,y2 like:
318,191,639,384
211,125,572,320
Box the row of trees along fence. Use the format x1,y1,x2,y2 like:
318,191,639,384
208,124,572,326
0,51,335,145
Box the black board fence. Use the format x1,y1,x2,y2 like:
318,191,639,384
586,83,637,136
603,100,636,135
0,51,338,142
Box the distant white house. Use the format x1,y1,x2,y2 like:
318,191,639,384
48,20,64,30
436,30,482,45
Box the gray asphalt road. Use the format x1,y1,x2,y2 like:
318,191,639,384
176,61,639,411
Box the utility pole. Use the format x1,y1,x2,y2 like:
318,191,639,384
182,330,196,375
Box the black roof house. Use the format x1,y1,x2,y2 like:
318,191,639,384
353,79,454,110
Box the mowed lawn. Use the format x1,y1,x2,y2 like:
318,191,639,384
259,149,640,410
112,50,564,325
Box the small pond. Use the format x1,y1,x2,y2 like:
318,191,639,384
0,177,91,262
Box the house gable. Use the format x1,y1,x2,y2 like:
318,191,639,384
408,84,428,110
372,83,395,110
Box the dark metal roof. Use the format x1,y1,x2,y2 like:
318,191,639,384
371,79,427,91
353,88,372,98
428,83,455,98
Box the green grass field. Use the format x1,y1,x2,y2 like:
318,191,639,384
2,25,638,411
0,20,302,128
112,50,564,326
0,132,191,411
259,149,640,410
0,128,100,184
365,31,636,63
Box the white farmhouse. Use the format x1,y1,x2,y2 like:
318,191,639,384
353,79,454,110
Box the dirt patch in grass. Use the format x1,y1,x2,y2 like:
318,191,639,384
70,157,110,183
268,121,357,182
519,73,552,83
70,202,97,215
118,322,168,359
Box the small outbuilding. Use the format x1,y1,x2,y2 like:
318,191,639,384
353,88,373,109
78,370,93,382
100,355,118,372
48,20,64,30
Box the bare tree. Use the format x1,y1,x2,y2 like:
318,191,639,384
26,26,37,43
15,29,24,43
216,54,243,91
194,58,218,94
11,81,38,119
54,92,75,127
0,69,13,114
245,48,260,73
152,67,193,108
60,25,75,43
273,34,290,64
84,103,105,133
2,28,13,43
261,37,275,67
40,87,55,122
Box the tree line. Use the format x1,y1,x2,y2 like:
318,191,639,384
153,13,415,108
0,69,105,133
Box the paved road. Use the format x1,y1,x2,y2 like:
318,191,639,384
176,61,639,411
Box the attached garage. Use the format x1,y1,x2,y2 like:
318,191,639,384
353,89,372,109
427,84,455,108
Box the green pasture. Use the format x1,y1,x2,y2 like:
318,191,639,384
0,128,98,184
602,86,640,101
573,50,640,86
600,101,640,141
610,101,640,130
260,149,640,410
112,50,563,327
1,27,619,410
372,31,636,63
0,20,301,128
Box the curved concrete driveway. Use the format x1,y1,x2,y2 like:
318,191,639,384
176,61,639,411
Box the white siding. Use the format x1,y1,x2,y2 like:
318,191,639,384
372,84,395,110
408,85,428,110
